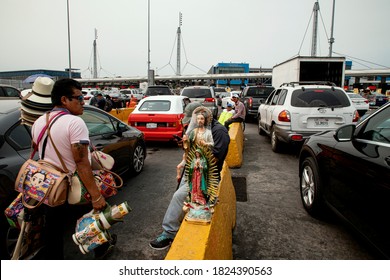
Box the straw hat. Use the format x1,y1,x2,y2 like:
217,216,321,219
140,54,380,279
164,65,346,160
21,76,54,105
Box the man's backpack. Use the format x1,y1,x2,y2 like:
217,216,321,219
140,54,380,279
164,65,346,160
104,99,113,112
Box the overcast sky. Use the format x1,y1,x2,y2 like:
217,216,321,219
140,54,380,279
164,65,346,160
1,0,389,78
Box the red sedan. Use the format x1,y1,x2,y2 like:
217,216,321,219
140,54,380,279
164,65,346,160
128,95,187,142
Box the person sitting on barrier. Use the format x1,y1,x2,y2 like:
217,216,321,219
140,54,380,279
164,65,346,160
218,103,235,126
224,93,246,130
149,106,230,250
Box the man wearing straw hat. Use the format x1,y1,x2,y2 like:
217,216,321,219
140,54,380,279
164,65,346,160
30,78,107,259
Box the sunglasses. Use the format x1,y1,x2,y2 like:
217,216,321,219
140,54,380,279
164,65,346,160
69,95,84,102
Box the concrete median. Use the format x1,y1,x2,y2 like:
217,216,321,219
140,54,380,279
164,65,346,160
165,162,236,260
225,122,244,168
108,108,134,123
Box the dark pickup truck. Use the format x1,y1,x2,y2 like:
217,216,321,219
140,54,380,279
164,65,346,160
241,85,274,120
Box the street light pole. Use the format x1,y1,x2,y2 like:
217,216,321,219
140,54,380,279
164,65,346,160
329,0,336,57
147,0,151,84
67,0,72,78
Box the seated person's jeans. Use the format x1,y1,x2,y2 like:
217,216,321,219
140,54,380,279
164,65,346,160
161,177,188,239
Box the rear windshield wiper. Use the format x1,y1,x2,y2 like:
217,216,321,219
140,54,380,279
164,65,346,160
317,104,344,111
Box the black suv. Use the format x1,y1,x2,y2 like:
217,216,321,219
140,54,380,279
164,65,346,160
241,85,274,120
144,85,173,97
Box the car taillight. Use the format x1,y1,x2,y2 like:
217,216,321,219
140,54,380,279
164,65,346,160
248,97,253,108
278,110,291,122
291,135,303,141
167,122,177,127
352,110,360,122
204,98,215,103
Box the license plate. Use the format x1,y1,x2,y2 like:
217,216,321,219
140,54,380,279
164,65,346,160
314,119,328,127
146,123,157,128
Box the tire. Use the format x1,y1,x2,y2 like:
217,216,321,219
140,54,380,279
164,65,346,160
300,157,325,217
129,142,145,175
270,127,281,153
257,116,266,136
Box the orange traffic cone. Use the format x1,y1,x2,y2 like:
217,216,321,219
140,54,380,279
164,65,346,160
128,96,138,109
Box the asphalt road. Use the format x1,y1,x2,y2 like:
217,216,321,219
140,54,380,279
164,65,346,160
63,122,376,260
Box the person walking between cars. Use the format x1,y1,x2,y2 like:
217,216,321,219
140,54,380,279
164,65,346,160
224,93,246,130
31,78,107,259
95,93,106,110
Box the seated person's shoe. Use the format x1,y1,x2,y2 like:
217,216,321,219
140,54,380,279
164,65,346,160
149,233,173,250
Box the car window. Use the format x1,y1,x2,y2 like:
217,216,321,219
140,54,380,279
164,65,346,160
359,106,390,144
290,88,350,108
271,90,281,105
246,87,274,97
277,89,288,105
181,89,212,98
80,109,116,136
6,122,31,151
2,86,20,97
146,87,171,95
265,90,276,105
139,100,171,111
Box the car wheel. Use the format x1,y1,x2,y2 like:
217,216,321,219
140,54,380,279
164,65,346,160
257,116,266,136
271,127,281,152
130,142,145,175
300,157,325,217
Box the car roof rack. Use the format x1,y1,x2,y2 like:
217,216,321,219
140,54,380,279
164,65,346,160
279,81,337,87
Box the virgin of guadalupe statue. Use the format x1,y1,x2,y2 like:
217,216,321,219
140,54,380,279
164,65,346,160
182,106,219,223
188,149,208,205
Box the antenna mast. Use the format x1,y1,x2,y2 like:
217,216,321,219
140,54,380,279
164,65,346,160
311,1,319,56
176,12,182,76
93,29,98,78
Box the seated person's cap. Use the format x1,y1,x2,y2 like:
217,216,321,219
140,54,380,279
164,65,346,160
182,102,202,124
232,93,239,98
227,103,233,107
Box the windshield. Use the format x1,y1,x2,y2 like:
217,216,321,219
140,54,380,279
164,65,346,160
291,88,351,108
181,88,212,98
246,87,274,97
139,100,171,111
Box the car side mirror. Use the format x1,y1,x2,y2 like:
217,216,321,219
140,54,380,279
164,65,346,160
334,124,355,142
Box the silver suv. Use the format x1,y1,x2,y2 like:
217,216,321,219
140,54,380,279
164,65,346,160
180,86,218,118
257,82,360,152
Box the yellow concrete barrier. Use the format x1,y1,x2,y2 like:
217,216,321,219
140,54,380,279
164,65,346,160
165,162,236,260
225,122,244,168
108,108,134,123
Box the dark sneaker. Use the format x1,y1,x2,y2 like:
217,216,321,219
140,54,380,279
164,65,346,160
149,234,173,250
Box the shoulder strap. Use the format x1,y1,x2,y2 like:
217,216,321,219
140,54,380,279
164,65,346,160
30,111,68,159
45,113,70,173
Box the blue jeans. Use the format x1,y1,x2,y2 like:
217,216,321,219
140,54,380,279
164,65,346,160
161,176,188,239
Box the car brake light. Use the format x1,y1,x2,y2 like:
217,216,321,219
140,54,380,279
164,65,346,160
204,98,215,103
248,97,253,108
291,135,303,141
167,122,177,127
352,110,360,122
278,110,291,122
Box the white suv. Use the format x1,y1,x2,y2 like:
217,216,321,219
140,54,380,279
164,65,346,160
180,86,218,118
257,82,360,152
